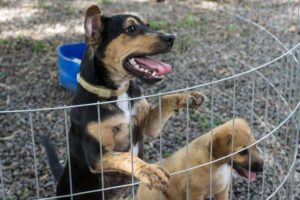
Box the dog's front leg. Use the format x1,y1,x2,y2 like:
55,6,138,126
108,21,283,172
142,92,205,137
90,152,169,189
215,182,229,200
84,120,169,189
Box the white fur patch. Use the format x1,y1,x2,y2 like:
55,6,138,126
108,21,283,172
117,93,130,122
215,164,231,191
132,144,139,156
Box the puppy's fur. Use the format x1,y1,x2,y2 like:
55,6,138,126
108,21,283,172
137,118,264,200
43,5,205,200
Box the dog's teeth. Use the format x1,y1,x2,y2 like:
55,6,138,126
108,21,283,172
134,64,139,69
129,58,136,65
152,71,157,76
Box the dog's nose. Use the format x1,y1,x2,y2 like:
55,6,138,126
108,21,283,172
251,161,264,172
161,34,175,46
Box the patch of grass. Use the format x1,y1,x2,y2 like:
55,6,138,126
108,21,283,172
33,41,46,52
227,23,236,34
96,0,114,4
174,35,194,51
185,12,195,28
148,20,169,30
0,38,10,46
226,23,237,39
4,194,17,200
32,0,48,9
64,5,76,16
163,151,172,158
20,187,31,198
198,114,224,129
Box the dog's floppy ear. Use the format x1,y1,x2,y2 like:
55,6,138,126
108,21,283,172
211,131,233,160
84,5,104,45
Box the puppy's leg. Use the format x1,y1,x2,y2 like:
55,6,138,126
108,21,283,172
90,152,169,189
142,92,205,137
215,183,229,200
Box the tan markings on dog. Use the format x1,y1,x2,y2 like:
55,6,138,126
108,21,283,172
124,17,139,27
131,98,150,125
90,152,170,190
136,118,264,200
87,115,130,151
140,17,147,25
142,92,205,137
211,118,251,161
102,33,162,82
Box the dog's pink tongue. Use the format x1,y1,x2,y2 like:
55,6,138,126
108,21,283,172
135,57,172,76
241,168,257,182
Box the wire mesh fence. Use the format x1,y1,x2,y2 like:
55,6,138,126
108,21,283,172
0,0,300,200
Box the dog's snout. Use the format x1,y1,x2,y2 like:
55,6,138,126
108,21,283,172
161,34,175,46
251,161,264,172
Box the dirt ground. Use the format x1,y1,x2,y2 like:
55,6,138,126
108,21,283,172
0,0,299,199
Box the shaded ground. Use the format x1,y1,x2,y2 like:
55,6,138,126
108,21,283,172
0,0,299,199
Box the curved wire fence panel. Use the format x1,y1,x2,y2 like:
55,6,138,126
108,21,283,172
0,1,299,200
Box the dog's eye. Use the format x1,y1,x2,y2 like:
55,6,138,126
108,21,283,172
127,25,136,33
239,149,248,156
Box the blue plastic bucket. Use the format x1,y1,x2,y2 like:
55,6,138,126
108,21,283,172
58,42,87,91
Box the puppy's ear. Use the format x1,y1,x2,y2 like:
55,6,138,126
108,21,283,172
211,132,232,160
84,5,104,45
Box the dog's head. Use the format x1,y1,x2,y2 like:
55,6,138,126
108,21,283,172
84,5,175,84
211,118,264,182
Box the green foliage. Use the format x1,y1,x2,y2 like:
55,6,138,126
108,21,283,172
96,0,114,4
185,12,195,27
32,0,48,9
64,5,76,16
0,38,10,46
163,151,173,158
148,20,169,30
3,194,17,200
34,41,46,52
226,23,237,35
198,114,224,129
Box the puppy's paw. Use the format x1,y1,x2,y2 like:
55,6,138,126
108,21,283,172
186,91,206,109
138,164,170,190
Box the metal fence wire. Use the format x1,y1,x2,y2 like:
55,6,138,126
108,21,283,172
0,0,300,200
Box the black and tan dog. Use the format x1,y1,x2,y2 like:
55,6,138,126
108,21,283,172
137,118,264,200
43,5,205,200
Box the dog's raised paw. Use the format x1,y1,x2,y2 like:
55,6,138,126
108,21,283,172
138,164,170,190
186,91,206,109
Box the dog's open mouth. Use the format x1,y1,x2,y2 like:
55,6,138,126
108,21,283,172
124,56,172,82
233,163,257,182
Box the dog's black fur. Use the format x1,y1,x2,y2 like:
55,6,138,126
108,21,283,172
43,5,204,200
43,5,176,200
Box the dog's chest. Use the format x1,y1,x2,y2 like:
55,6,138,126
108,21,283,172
116,93,139,156
214,164,231,192
117,93,131,122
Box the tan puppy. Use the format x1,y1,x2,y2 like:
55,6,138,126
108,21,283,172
137,118,264,200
